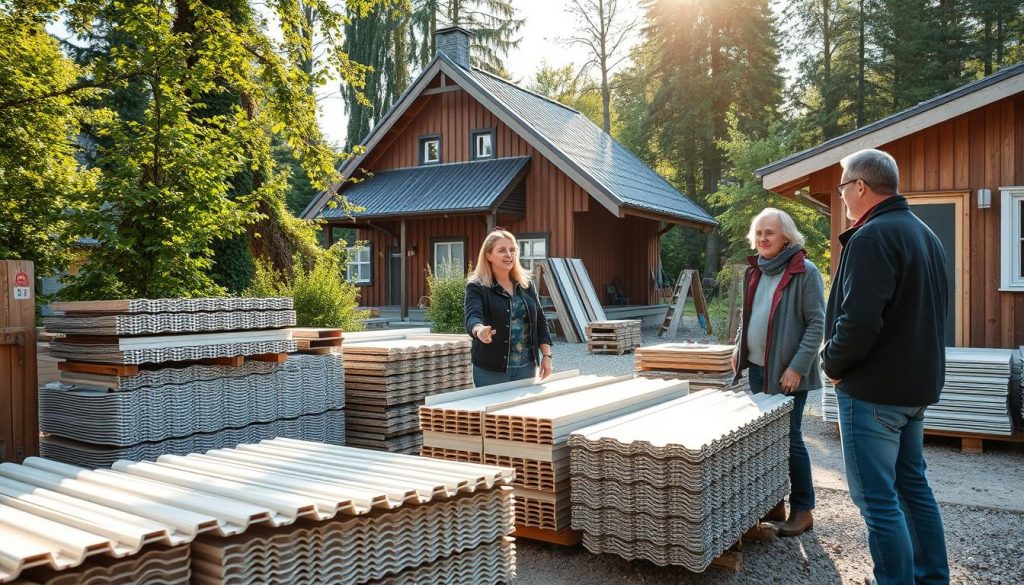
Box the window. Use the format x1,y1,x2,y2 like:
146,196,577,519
518,235,547,272
1001,187,1024,291
471,128,495,160
347,245,371,285
433,240,466,277
419,135,441,165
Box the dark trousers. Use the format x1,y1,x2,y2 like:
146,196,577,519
748,364,815,511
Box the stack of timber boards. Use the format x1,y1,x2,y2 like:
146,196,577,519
539,258,606,343
424,373,688,532
635,343,746,391
0,439,515,585
924,348,1016,436
9,545,190,585
292,327,343,354
586,320,642,355
569,390,793,572
343,333,473,454
38,353,345,467
46,298,297,365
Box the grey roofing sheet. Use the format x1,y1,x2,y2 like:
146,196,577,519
320,157,530,219
756,61,1024,177
466,67,715,226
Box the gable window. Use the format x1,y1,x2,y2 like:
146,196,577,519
419,135,441,165
471,128,495,160
347,244,371,285
1001,187,1024,291
433,239,466,278
517,234,548,272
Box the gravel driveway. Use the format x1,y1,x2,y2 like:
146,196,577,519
519,320,1024,584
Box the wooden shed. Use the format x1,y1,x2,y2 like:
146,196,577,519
756,62,1024,348
302,27,716,319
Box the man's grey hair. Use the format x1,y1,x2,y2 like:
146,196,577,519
747,208,806,249
840,149,899,195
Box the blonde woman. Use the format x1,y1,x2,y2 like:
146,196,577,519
465,229,553,387
732,208,825,537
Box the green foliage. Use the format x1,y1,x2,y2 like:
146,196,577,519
409,0,524,74
209,232,255,294
244,246,370,329
0,13,96,277
660,226,706,286
527,63,605,129
424,263,467,334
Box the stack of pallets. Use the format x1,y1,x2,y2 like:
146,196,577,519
343,334,472,454
38,298,348,467
635,343,745,391
586,320,642,355
570,391,793,572
420,373,688,535
0,440,515,585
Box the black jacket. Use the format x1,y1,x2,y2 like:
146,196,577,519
822,195,948,406
465,279,552,372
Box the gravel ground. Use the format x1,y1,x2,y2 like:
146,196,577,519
520,319,1024,584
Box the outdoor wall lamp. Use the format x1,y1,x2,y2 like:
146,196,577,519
407,244,418,257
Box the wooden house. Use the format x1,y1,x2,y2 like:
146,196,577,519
756,62,1024,348
302,27,716,318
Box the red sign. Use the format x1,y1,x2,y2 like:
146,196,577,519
14,271,29,287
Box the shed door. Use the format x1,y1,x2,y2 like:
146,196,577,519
906,193,969,346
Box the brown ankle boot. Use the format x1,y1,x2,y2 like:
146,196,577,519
778,509,813,537
761,500,787,523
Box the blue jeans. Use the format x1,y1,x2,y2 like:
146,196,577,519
837,389,949,585
472,363,537,387
748,364,815,511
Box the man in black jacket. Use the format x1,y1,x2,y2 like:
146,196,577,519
823,149,949,585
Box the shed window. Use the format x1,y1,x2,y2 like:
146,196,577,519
1001,187,1024,291
433,240,465,277
472,129,494,160
347,245,371,285
518,236,547,272
420,136,441,165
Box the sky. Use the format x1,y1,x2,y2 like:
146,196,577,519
316,0,646,147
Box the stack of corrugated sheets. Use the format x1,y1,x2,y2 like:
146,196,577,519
570,391,792,572
635,343,746,391
39,298,347,467
821,381,839,423
1015,348,1024,432
342,333,472,454
421,372,688,532
924,348,1015,436
586,320,642,355
38,354,345,467
0,439,515,585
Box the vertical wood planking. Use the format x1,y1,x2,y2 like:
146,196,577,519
1,260,38,462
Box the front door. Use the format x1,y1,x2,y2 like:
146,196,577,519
907,192,969,346
388,247,402,306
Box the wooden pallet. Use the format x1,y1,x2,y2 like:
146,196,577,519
57,361,140,377
923,428,1024,454
513,525,582,546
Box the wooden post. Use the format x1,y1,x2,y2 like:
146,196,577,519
1,260,38,462
400,219,408,320
726,264,746,343
487,212,496,231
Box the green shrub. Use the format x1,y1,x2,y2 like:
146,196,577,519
425,262,468,334
244,246,369,330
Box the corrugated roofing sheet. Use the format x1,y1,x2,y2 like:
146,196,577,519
466,67,716,226
0,440,513,582
320,156,530,219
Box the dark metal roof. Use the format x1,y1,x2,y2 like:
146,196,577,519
756,61,1024,178
465,67,716,226
319,156,530,220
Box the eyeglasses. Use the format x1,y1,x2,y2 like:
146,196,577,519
836,178,872,196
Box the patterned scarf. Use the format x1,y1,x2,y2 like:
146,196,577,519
758,244,802,276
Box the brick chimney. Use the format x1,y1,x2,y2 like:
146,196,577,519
434,26,474,69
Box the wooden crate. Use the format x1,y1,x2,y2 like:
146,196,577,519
1,260,38,462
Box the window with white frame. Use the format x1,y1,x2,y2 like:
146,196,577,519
433,240,465,277
419,136,441,165
518,236,547,272
1001,187,1024,291
472,129,494,159
347,245,371,284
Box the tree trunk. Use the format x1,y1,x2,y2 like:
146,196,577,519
856,0,865,127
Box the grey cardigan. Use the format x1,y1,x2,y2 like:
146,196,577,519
733,252,825,395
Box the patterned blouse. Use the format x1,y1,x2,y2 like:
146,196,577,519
503,287,534,368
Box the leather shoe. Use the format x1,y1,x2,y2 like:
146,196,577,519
761,500,787,523
777,509,813,537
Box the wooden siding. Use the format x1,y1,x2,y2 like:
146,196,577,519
805,94,1024,348
337,73,666,310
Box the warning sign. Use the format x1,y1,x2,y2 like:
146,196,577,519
13,271,31,300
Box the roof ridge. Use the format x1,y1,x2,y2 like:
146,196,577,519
470,67,583,115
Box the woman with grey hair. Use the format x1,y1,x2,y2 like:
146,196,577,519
732,207,825,537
